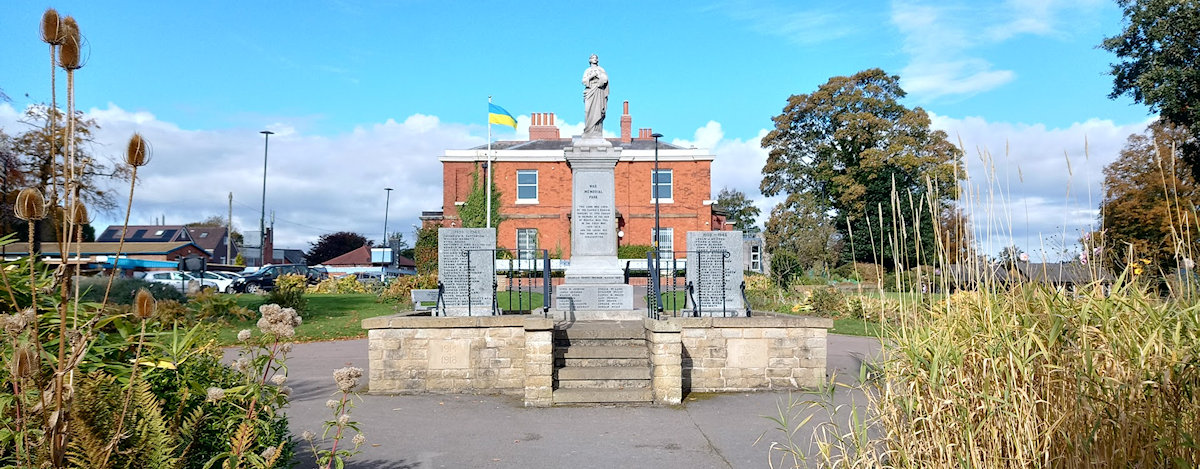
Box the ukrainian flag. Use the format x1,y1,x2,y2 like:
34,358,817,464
488,103,518,129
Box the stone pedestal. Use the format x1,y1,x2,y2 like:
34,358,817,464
554,136,636,319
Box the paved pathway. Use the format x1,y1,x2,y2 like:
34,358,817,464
265,333,880,468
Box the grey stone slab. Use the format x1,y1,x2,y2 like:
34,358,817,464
685,231,746,316
438,228,496,316
554,284,634,311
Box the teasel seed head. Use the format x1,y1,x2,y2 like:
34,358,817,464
58,17,81,70
41,9,63,45
11,342,38,379
134,288,156,320
66,201,89,225
14,188,47,221
126,133,150,167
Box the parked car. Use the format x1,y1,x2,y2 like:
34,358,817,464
137,271,219,293
196,271,236,293
231,264,319,293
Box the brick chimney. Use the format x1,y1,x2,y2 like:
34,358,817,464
637,128,654,140
528,112,561,140
620,101,632,143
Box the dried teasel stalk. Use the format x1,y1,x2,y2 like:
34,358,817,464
134,288,156,320
41,8,63,45
126,133,150,167
14,188,47,221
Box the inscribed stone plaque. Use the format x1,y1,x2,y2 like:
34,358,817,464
685,231,745,315
570,166,618,258
438,228,496,315
726,338,768,368
554,284,633,310
428,339,470,369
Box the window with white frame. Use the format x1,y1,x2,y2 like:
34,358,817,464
652,169,673,202
516,228,538,260
653,228,674,260
751,245,761,271
516,170,538,202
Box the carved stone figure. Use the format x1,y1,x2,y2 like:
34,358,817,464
582,54,608,138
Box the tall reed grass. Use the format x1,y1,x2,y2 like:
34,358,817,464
769,138,1200,467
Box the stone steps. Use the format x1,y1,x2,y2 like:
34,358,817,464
552,387,653,404
552,321,652,405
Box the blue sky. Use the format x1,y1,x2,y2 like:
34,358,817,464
1,0,1154,260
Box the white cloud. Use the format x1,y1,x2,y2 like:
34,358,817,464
673,121,777,230
891,0,1101,100
930,111,1151,260
1,102,480,249
709,1,857,46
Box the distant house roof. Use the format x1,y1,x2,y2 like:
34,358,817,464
186,227,227,252
324,246,371,266
473,139,685,151
97,225,192,243
323,246,415,268
1018,262,1113,285
1,241,209,258
274,248,306,264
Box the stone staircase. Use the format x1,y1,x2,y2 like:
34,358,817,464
552,321,652,405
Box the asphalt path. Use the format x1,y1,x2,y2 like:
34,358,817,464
232,333,881,469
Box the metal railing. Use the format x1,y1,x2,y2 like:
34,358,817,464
646,249,737,318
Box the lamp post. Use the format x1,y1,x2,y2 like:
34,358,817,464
652,132,664,316
259,130,274,267
382,187,393,278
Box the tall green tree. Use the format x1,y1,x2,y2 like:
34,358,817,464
1100,121,1200,273
1103,0,1200,178
763,193,841,273
715,187,761,233
760,69,962,268
457,164,503,229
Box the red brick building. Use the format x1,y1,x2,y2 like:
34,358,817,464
424,102,731,259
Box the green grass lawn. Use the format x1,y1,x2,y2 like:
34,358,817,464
497,291,544,311
830,317,883,337
219,293,401,344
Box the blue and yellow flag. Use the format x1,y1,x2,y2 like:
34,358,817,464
488,103,518,129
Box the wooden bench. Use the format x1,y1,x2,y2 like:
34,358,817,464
411,289,439,311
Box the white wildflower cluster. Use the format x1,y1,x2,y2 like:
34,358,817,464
352,433,366,448
279,386,293,396
333,366,363,393
256,304,302,337
237,329,252,342
206,387,225,402
232,357,253,376
261,447,277,460
337,414,351,427
280,342,293,353
301,430,315,441
271,374,288,386
325,399,339,409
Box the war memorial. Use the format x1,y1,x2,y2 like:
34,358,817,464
363,55,831,406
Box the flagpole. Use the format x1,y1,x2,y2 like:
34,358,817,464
486,96,493,229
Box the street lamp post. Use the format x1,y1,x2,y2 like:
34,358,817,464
259,130,274,267
383,187,393,278
651,132,664,315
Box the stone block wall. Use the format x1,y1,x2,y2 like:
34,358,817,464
363,315,553,396
644,318,682,404
671,315,832,392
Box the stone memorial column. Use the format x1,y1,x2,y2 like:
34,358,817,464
553,137,635,318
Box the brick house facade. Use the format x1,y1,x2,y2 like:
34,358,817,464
424,102,731,259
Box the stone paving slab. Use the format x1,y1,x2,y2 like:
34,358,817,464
237,333,882,468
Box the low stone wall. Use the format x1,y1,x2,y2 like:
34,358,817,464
362,313,831,405
671,314,832,392
363,315,553,400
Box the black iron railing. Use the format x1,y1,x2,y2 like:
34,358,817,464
454,248,551,316
647,249,734,318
